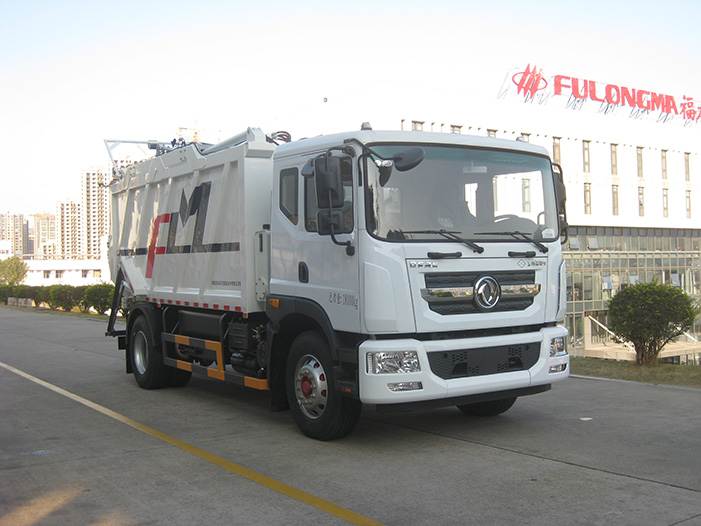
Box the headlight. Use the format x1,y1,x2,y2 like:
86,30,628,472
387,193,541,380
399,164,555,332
366,351,421,374
549,336,567,357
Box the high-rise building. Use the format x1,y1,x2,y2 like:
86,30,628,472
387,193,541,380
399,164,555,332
31,213,58,259
56,201,84,259
81,169,110,259
0,212,30,257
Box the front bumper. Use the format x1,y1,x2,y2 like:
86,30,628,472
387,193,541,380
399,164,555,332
358,325,569,405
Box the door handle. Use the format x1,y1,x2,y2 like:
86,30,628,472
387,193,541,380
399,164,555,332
298,262,309,283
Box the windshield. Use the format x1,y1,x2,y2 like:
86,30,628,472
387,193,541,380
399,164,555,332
366,144,559,243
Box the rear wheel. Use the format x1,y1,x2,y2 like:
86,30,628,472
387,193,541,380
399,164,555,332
286,331,361,440
130,316,168,389
457,397,517,416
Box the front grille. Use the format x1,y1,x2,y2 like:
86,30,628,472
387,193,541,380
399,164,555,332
429,298,534,315
427,343,541,380
423,271,537,315
424,271,535,288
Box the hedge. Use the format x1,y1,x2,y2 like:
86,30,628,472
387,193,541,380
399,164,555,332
3,284,115,314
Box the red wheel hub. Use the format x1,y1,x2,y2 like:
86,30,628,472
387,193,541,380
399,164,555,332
301,377,313,399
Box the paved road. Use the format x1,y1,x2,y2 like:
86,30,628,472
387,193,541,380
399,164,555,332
1,307,699,526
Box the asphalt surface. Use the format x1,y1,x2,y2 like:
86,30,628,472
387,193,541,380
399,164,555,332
1,306,700,526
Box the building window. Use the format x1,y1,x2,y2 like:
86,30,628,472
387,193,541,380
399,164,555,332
685,152,691,182
663,188,669,218
612,185,619,216
56,270,64,278
411,120,424,132
450,125,462,134
584,183,592,215
44,270,51,279
487,129,497,138
522,178,531,213
687,191,692,218
553,137,561,164
94,270,101,278
661,150,668,179
637,147,644,178
583,140,590,173
638,187,645,216
82,270,89,278
610,144,618,175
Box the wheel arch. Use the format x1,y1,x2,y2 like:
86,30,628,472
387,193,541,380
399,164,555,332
265,296,341,411
266,311,325,411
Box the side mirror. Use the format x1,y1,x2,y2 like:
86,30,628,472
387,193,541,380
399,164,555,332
378,147,425,186
315,156,344,209
317,209,355,256
553,163,566,213
553,163,569,241
393,147,425,172
317,209,345,235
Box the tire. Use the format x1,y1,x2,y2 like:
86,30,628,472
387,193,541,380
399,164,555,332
286,331,361,440
457,397,517,416
129,316,168,389
167,367,192,387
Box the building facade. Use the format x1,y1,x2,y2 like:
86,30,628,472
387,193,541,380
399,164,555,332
56,200,84,259
81,168,110,259
0,212,30,257
31,213,58,259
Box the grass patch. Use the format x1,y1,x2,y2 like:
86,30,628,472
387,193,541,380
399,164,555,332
570,357,701,389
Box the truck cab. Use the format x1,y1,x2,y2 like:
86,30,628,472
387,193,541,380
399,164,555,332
266,130,569,437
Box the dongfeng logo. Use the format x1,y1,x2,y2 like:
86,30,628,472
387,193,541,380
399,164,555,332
474,276,501,310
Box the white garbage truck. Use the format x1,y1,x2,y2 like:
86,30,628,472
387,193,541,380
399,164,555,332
106,126,570,440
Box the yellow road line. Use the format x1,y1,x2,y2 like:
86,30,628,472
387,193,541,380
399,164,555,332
0,361,385,526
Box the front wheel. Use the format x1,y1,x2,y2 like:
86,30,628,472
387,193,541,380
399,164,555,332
286,332,361,440
457,397,517,416
129,316,168,389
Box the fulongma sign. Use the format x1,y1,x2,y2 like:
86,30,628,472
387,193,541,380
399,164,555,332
499,64,700,126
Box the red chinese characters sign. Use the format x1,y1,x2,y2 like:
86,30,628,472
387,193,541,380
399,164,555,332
502,64,700,125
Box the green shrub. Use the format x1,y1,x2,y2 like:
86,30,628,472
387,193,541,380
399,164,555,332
27,286,43,307
50,285,76,312
84,284,115,315
0,284,13,305
40,286,57,309
72,285,89,312
608,281,700,365
13,285,32,299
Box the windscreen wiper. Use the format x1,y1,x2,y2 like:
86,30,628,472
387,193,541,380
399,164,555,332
402,229,484,254
475,231,548,253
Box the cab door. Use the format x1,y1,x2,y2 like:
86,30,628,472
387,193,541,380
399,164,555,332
270,154,360,332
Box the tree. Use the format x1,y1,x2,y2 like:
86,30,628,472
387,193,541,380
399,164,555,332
608,282,700,365
0,256,28,286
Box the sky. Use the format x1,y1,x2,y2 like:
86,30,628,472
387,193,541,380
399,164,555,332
1,0,700,217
